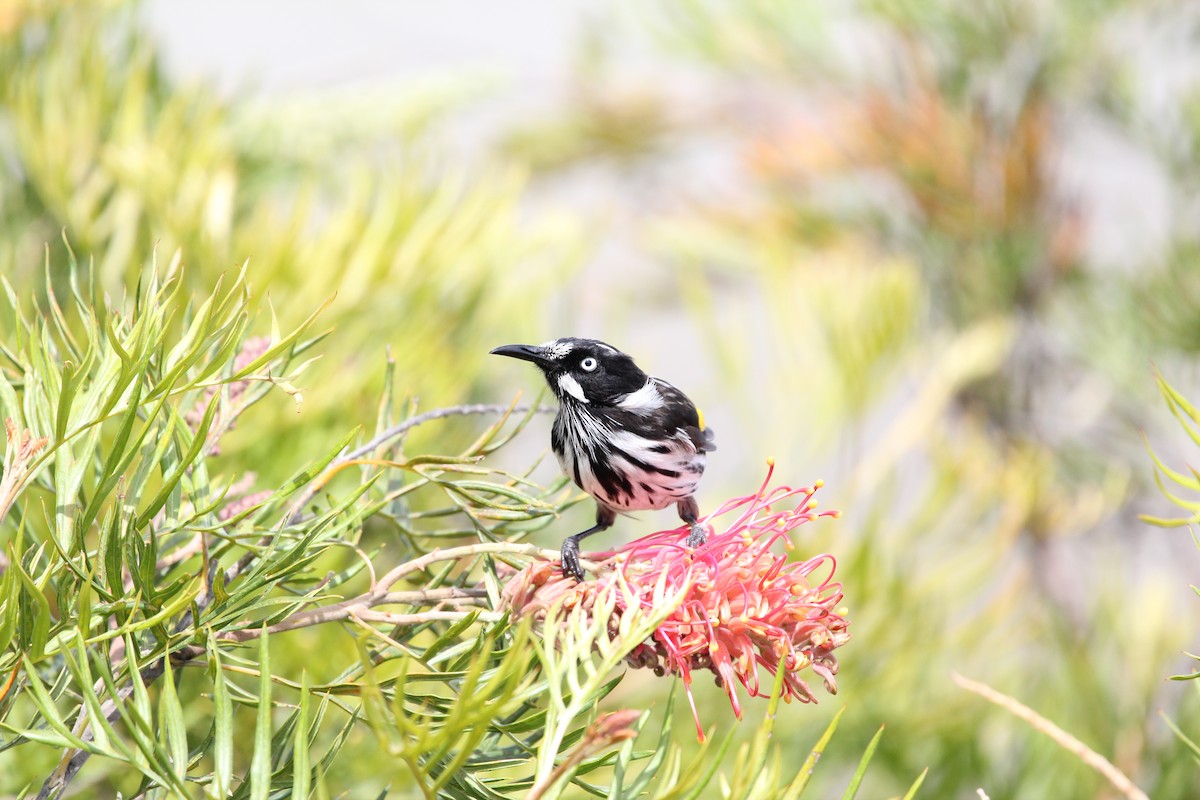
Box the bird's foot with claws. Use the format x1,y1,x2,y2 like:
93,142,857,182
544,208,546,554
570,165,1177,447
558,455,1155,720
685,523,708,549
560,537,585,582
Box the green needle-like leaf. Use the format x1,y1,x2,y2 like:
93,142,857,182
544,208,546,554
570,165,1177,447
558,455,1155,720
901,767,929,799
250,629,274,800
840,726,885,800
159,652,189,785
781,706,847,800
209,633,235,798
292,672,312,800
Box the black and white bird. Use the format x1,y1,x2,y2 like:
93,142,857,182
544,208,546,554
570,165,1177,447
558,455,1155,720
490,337,716,581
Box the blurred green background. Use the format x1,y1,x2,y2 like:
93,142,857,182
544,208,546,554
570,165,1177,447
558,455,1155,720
4,0,1200,796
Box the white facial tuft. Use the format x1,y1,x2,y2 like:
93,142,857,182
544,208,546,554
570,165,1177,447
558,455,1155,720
617,380,663,413
539,339,575,360
557,373,589,403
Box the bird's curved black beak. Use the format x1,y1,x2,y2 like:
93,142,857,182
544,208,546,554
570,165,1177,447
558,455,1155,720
490,343,552,369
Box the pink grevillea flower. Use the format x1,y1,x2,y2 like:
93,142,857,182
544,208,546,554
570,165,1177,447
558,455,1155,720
502,462,849,740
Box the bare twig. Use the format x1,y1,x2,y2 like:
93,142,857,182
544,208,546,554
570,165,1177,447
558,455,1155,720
281,402,553,527
953,674,1149,800
345,402,555,463
217,543,567,643
376,588,488,605
352,609,502,625
216,584,498,642
371,541,565,593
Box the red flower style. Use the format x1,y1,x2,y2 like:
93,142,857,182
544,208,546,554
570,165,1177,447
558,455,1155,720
503,462,849,739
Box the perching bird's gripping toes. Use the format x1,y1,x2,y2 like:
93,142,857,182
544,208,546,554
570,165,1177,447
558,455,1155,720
491,338,716,581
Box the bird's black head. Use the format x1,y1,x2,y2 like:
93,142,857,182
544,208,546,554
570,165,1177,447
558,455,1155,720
490,337,648,406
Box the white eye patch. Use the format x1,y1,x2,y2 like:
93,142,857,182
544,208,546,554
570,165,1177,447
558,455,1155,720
580,357,598,371
557,373,589,403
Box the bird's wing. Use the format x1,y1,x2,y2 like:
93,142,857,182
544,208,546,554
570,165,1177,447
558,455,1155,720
652,378,716,453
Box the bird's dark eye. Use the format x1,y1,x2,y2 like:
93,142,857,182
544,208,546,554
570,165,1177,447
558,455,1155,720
580,357,598,372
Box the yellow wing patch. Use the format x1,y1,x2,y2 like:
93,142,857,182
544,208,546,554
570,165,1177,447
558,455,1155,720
696,406,706,430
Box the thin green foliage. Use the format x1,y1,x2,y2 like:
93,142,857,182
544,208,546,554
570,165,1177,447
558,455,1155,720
0,257,899,798
0,257,560,797
0,254,903,796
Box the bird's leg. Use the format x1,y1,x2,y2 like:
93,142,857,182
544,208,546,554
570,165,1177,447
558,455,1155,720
561,505,616,582
677,496,708,549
